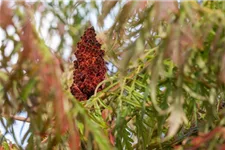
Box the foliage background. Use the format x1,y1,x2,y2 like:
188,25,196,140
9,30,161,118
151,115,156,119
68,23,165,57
1,0,225,149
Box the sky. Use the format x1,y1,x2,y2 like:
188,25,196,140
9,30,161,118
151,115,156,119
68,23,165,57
0,113,30,147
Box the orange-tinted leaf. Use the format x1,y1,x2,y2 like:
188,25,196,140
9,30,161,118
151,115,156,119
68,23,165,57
133,1,148,13
20,21,41,60
166,24,200,66
219,54,225,84
58,23,65,36
155,1,179,21
101,109,111,121
0,1,13,29
68,121,80,150
190,127,225,148
218,144,225,150
109,129,115,146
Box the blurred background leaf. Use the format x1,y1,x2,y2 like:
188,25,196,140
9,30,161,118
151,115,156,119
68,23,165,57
1,0,225,150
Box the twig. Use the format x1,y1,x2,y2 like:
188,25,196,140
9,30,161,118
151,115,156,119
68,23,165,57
1,114,30,123
10,115,30,123
146,126,199,149
41,137,48,144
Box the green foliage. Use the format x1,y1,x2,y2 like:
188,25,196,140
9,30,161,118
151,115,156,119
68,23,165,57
1,0,225,149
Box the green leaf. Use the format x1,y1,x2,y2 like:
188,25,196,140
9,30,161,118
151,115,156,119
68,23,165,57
0,71,8,82
21,78,37,102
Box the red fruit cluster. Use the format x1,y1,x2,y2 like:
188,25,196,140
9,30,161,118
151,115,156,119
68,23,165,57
70,27,106,101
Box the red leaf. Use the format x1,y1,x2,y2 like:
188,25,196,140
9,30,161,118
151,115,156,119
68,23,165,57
20,21,41,60
166,24,197,66
219,54,225,84
155,1,179,21
0,1,13,29
68,121,81,150
190,127,225,148
109,129,115,146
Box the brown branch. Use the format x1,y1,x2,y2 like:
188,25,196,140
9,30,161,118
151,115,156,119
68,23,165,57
146,126,198,149
41,137,48,144
1,114,30,123
10,115,30,122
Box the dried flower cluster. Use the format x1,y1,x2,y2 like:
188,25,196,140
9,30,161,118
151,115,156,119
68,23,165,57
70,27,106,101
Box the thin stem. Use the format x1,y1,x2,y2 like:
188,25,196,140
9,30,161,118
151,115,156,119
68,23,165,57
1,114,30,123
10,115,30,123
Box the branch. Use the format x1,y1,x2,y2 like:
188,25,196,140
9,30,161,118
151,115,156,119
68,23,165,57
1,114,30,123
10,115,30,123
41,137,48,144
146,126,198,149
